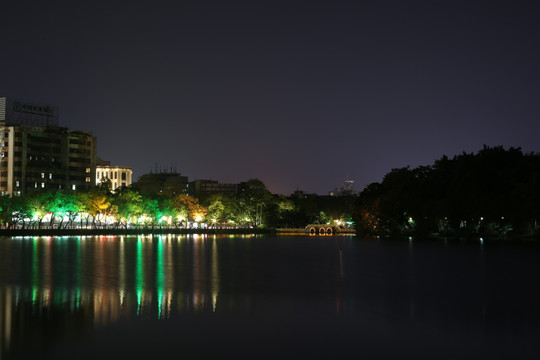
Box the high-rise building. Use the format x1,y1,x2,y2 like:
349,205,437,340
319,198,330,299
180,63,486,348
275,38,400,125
0,97,97,196
328,178,358,196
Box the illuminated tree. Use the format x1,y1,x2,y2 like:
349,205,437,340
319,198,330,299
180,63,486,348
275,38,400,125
265,196,295,228
0,195,29,228
111,188,143,228
25,192,53,228
140,196,161,227
276,197,295,213
238,179,273,227
174,195,207,224
207,199,225,225
157,197,175,226
203,193,236,225
84,188,112,227
46,191,83,229
315,211,330,225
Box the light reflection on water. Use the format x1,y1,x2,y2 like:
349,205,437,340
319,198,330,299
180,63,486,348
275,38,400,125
1,235,540,359
0,234,278,319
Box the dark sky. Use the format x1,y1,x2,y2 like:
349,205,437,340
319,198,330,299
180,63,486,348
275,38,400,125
1,1,539,195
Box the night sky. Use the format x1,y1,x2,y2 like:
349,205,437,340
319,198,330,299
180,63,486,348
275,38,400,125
1,1,539,195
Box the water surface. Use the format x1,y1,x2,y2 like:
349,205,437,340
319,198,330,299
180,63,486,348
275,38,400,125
1,234,539,359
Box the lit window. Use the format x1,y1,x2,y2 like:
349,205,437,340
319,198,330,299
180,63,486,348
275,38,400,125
35,182,38,188
86,177,90,182
41,173,45,178
86,168,91,173
41,183,45,188
72,184,76,190
49,173,52,179
15,181,19,187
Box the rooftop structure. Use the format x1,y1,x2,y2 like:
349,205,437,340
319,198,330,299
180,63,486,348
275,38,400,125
0,97,96,196
0,97,59,127
188,179,246,197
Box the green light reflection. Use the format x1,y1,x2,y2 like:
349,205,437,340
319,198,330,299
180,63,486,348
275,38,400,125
75,237,82,309
31,238,39,306
136,236,144,315
156,236,164,319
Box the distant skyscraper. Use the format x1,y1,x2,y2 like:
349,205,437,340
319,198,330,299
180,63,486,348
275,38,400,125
0,97,97,196
329,178,357,196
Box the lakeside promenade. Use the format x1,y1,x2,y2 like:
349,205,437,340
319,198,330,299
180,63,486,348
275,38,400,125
0,227,276,237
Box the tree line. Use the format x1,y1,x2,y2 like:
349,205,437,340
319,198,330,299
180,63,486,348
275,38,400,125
354,146,540,238
0,178,356,230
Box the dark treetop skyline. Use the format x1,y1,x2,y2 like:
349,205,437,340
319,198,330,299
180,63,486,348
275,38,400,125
1,1,539,195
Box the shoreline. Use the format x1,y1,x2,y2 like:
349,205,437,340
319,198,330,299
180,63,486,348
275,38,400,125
0,227,276,237
0,227,357,237
2,228,535,241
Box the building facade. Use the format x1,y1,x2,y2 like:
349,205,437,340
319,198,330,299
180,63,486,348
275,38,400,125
96,157,133,191
188,179,246,197
0,97,97,196
134,172,189,197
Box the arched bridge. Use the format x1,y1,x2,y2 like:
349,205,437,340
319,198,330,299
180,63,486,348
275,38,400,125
306,224,339,235
275,225,355,235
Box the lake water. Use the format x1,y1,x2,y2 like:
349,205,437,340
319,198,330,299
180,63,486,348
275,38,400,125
1,234,540,359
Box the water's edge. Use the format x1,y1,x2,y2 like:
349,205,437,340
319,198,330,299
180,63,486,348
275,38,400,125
0,227,275,236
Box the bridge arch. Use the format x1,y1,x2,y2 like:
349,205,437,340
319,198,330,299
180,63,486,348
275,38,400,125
305,224,337,235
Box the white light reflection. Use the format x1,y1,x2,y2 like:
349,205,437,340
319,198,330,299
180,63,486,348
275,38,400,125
211,236,219,312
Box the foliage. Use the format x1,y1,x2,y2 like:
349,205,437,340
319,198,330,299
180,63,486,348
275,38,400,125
86,188,112,225
0,178,357,230
237,179,274,227
354,146,540,238
174,195,207,222
111,188,143,227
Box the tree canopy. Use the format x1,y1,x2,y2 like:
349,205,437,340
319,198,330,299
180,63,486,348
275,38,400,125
354,146,540,238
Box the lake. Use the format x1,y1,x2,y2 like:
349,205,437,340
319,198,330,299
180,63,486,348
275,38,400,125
1,234,539,359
